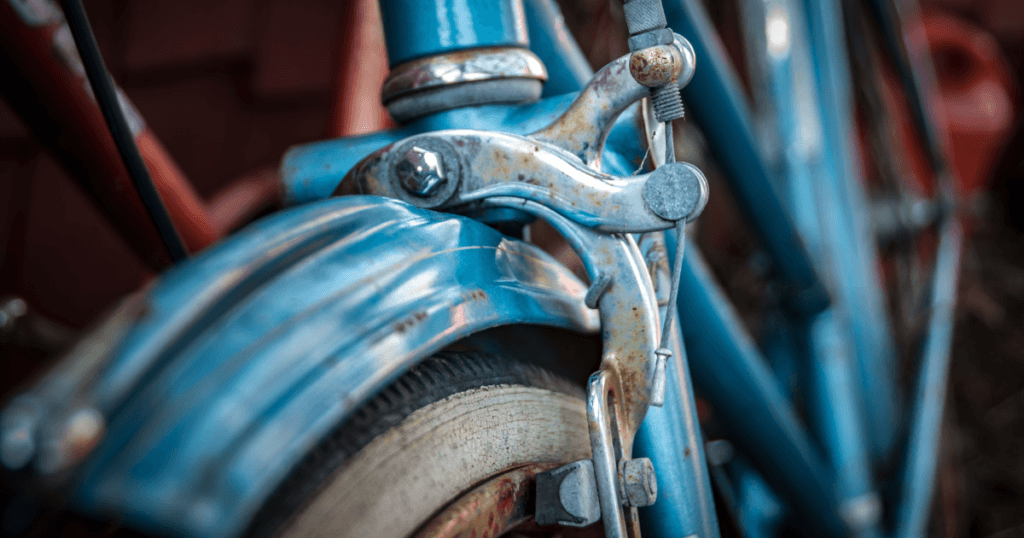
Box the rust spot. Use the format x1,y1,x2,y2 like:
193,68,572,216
394,310,428,333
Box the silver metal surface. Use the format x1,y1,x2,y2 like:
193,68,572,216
482,196,659,538
350,129,701,233
618,457,657,507
382,47,548,122
396,146,447,197
650,83,685,123
536,459,602,527
622,0,667,35
348,40,704,236
345,39,706,538
530,34,695,168
623,0,687,123
649,348,671,407
642,162,708,222
627,28,675,55
588,371,628,538
480,197,660,444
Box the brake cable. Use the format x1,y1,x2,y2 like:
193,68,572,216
58,0,189,262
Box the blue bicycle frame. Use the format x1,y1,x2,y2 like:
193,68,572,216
289,1,960,535
1,1,961,537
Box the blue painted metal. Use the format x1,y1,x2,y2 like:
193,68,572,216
760,310,800,400
803,0,901,466
672,238,846,538
803,312,879,538
522,0,594,97
51,196,597,538
731,456,786,538
663,0,830,315
635,296,720,538
894,221,963,538
379,0,530,66
746,0,881,534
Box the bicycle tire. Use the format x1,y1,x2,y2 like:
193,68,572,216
247,350,591,538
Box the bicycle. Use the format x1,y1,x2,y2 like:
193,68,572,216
0,0,967,537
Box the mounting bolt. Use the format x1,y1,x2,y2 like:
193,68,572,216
618,457,657,507
396,146,447,197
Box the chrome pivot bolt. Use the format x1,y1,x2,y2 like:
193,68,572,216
618,457,657,507
396,146,447,197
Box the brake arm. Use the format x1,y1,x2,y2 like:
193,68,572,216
341,35,704,538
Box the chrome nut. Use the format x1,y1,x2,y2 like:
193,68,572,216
629,44,683,88
618,457,657,507
396,146,447,197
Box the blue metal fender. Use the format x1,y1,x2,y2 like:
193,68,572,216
18,195,597,538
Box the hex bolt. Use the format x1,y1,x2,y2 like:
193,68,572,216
618,457,657,507
396,146,447,197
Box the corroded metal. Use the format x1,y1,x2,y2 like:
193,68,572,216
530,34,694,168
347,129,707,233
629,44,682,88
345,39,705,236
414,465,545,538
617,457,657,507
342,37,705,538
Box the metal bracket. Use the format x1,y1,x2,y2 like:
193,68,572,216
341,37,705,538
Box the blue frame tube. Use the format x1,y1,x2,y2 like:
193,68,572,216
675,241,846,538
634,320,720,538
522,0,594,97
379,0,530,66
803,0,901,466
746,1,881,534
803,312,879,538
663,0,830,315
894,221,963,538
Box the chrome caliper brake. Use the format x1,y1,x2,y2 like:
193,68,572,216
343,34,702,538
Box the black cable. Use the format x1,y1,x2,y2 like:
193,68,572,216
58,0,189,262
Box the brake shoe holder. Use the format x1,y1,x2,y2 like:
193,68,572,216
344,37,705,538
